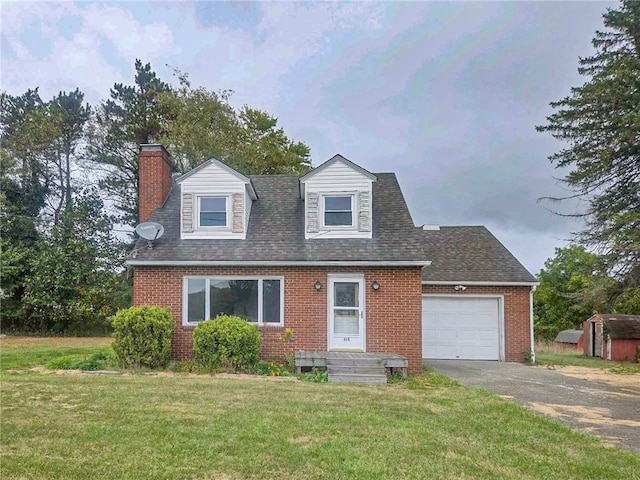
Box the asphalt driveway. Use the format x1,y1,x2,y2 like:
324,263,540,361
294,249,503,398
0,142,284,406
425,360,640,453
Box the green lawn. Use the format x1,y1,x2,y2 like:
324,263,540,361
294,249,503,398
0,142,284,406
0,336,112,371
1,337,639,479
535,346,640,374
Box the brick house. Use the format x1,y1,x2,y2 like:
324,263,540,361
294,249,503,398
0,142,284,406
128,144,538,372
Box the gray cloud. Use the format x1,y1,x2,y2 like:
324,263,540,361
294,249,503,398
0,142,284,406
1,1,616,274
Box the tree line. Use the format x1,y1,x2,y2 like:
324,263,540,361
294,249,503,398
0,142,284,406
1,60,311,333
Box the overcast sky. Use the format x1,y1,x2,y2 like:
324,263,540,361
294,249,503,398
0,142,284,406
1,1,615,275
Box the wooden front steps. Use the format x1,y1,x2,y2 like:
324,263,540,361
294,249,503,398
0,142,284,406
326,357,387,384
295,351,408,385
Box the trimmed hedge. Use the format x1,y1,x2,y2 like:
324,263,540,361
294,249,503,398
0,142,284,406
111,306,174,368
193,315,261,370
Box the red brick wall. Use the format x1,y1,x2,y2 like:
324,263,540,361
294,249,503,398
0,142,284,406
132,266,424,372
421,285,533,362
139,145,173,224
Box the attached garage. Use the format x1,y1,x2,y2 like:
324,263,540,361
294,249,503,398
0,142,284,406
420,226,539,362
422,296,503,360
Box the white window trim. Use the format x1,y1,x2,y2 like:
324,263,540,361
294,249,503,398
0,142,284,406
321,192,357,230
182,276,285,327
196,194,230,230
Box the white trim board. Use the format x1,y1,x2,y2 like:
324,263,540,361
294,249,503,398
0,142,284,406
176,158,258,200
422,281,539,287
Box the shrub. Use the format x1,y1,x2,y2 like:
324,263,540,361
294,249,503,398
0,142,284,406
192,315,261,370
111,306,174,369
523,349,535,364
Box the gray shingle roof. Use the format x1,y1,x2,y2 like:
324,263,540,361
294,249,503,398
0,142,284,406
129,173,427,264
555,329,584,344
129,171,537,284
593,314,640,340
420,226,537,283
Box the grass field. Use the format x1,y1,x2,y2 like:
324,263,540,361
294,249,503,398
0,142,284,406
535,340,640,374
0,336,112,371
2,336,639,479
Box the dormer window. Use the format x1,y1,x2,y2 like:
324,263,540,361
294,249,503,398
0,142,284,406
198,196,227,227
300,155,376,239
177,157,257,239
324,195,354,227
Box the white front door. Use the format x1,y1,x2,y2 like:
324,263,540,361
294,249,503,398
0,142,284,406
328,275,365,351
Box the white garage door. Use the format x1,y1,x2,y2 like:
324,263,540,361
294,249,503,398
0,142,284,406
422,297,501,360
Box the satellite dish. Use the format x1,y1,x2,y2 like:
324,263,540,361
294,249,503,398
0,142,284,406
135,222,164,241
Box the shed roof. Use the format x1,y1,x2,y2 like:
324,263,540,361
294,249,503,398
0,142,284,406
592,314,640,340
555,329,583,344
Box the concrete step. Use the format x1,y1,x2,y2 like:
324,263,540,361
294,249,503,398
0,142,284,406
328,373,388,385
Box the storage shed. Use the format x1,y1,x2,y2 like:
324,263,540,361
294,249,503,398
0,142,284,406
583,314,640,361
554,329,584,351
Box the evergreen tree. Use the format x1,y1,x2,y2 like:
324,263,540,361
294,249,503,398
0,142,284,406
48,89,91,223
88,59,172,226
0,90,53,329
21,191,122,333
537,1,640,300
90,61,312,228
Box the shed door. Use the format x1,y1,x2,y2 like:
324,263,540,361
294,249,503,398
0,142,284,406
422,297,501,360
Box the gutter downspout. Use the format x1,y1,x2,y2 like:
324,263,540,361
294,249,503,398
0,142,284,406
530,285,537,363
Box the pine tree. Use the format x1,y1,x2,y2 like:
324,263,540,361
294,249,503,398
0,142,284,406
88,59,172,226
537,1,640,291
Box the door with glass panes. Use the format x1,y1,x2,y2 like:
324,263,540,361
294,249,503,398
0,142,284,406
328,275,365,351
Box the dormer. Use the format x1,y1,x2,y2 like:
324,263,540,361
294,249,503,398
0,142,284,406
176,158,257,240
300,154,377,239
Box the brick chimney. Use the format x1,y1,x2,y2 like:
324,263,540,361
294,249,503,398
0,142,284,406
138,144,174,224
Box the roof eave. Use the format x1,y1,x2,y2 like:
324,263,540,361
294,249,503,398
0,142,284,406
299,154,378,183
127,260,431,267
421,280,540,287
175,158,258,200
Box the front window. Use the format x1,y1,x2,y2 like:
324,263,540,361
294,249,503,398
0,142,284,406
324,195,353,227
210,280,258,323
199,196,227,227
184,277,283,325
